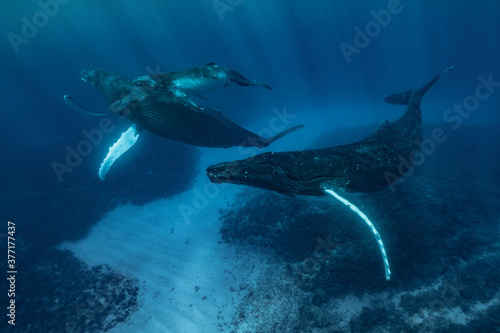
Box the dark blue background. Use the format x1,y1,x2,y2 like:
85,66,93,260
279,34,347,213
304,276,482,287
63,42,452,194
1,0,499,242
2,0,499,149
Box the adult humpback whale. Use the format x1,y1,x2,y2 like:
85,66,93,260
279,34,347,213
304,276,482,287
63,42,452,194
64,67,303,179
207,66,455,280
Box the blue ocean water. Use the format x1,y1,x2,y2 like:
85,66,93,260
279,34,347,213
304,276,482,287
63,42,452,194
1,0,500,332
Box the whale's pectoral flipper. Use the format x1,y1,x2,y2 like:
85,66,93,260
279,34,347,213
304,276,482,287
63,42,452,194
99,124,142,180
321,184,391,281
109,86,150,112
64,95,109,116
109,93,139,112
65,87,150,118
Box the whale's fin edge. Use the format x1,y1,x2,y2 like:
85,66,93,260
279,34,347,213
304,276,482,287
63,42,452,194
321,184,391,281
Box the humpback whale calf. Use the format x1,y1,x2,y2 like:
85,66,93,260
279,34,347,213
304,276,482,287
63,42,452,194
64,68,303,180
66,63,272,115
207,66,455,280
133,63,272,98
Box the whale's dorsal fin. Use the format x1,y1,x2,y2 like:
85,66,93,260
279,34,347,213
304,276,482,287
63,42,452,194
376,119,390,131
321,183,391,281
383,90,413,105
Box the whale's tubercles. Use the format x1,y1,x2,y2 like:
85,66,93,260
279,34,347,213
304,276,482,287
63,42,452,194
322,185,391,281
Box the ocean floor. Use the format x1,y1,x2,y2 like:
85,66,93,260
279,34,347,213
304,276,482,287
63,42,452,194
59,147,268,332
56,125,500,333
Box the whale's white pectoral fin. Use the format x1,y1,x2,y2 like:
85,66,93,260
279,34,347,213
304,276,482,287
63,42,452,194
321,185,391,281
98,124,140,180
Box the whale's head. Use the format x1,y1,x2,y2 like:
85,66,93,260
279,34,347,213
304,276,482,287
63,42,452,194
206,153,316,197
81,69,134,102
81,69,111,88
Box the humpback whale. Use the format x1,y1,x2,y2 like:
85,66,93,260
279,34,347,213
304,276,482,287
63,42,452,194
133,63,272,97
64,67,303,179
207,66,455,280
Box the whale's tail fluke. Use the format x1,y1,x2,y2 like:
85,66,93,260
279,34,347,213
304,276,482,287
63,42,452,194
226,68,273,90
383,65,455,105
231,77,272,90
250,81,272,90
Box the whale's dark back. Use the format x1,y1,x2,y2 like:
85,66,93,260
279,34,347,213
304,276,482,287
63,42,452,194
206,66,455,196
82,69,301,148
272,66,455,194
125,92,267,148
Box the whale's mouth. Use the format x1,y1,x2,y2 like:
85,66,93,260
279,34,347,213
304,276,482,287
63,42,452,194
206,162,236,184
206,169,222,183
206,160,306,196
